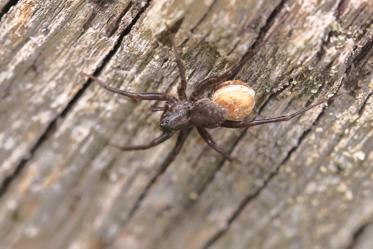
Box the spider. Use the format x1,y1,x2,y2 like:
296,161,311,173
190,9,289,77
81,36,327,162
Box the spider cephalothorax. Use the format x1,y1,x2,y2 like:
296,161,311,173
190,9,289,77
82,36,326,162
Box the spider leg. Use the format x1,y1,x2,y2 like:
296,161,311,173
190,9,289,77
222,98,328,128
81,72,176,101
159,127,192,167
190,51,252,100
111,131,174,151
169,35,188,100
150,106,166,112
197,127,235,161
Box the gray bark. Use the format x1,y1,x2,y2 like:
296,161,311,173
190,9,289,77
0,0,372,248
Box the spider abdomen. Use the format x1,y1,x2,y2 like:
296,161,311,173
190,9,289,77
211,80,255,121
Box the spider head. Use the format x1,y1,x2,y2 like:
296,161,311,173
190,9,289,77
160,101,192,131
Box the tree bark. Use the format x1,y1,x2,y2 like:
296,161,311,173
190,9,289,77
0,0,372,248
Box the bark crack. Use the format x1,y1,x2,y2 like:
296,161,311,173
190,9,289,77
0,0,19,21
190,0,218,34
0,0,152,199
105,1,133,37
236,0,288,68
345,222,373,249
201,105,329,249
342,33,373,92
335,0,349,20
198,38,372,245
127,0,293,244
122,0,289,225
188,0,290,205
132,0,289,231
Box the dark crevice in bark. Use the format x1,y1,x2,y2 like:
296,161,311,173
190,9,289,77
1,1,86,100
354,37,373,65
88,0,115,7
0,0,151,199
179,1,216,53
149,85,293,245
199,64,344,247
358,92,373,116
179,0,218,78
343,34,373,93
88,1,151,80
314,29,340,62
308,31,373,162
349,35,373,67
105,1,133,37
82,8,97,31
151,128,253,247
235,0,288,69
189,0,292,173
120,0,287,222
322,91,372,173
201,106,329,249
0,118,57,197
130,75,295,245
190,0,288,101
345,222,372,249
197,74,348,248
189,0,290,199
126,136,183,219
121,0,289,223
190,0,218,33
320,4,372,79
335,0,348,20
133,0,291,228
0,0,19,22
198,62,346,246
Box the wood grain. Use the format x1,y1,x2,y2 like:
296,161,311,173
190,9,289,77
0,0,372,248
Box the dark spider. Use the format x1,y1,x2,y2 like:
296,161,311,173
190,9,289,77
81,36,327,162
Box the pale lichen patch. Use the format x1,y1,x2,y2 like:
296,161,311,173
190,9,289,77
31,110,53,124
287,3,336,61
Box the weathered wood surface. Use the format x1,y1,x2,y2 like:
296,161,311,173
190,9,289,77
0,0,372,248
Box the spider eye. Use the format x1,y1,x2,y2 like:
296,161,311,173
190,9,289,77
211,80,255,121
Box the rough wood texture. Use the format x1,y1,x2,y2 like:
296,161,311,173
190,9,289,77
0,0,372,248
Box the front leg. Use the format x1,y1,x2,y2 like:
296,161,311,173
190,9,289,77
197,127,235,161
169,35,188,100
111,131,174,151
190,51,253,100
81,72,176,101
159,127,193,167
